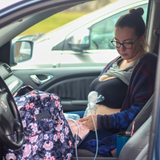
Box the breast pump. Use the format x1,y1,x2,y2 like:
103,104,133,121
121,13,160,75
75,91,105,160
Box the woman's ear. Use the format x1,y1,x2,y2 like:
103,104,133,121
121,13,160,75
140,34,146,44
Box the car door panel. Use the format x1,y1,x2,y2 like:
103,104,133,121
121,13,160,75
13,67,102,112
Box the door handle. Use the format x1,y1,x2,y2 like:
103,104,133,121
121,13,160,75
30,74,53,85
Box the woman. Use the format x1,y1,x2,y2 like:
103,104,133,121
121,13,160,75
77,7,157,155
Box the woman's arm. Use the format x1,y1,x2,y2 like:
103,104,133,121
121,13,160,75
79,105,140,131
97,105,141,130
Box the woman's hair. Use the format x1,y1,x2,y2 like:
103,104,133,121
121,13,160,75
115,7,145,38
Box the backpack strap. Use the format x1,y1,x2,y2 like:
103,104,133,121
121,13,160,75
13,85,34,97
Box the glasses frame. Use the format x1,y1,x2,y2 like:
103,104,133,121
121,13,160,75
111,37,140,49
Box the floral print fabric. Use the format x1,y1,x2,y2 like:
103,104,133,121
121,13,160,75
3,85,75,160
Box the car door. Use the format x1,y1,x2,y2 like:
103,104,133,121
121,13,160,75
13,67,102,113
59,2,148,67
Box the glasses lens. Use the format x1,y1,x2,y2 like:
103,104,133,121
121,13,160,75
123,43,132,49
111,41,120,48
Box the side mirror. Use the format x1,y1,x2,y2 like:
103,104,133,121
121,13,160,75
67,28,90,52
68,43,90,52
12,40,33,64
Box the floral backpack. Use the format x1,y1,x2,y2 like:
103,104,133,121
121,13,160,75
3,85,75,160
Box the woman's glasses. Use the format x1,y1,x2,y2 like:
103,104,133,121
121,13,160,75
111,37,139,49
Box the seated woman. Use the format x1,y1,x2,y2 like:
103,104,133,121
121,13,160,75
84,49,148,117
76,7,157,155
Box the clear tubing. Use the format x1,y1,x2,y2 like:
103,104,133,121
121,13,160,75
88,102,98,160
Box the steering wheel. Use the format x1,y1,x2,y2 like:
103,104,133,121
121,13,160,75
0,76,24,150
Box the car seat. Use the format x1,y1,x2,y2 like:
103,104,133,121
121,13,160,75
126,94,154,133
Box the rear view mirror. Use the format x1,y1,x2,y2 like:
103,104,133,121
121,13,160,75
12,40,33,63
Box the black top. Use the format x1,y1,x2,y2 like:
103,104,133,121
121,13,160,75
90,77,128,109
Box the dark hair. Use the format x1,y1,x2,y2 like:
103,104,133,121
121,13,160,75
115,7,145,38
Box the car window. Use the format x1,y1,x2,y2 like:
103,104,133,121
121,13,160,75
12,2,149,69
90,4,148,50
61,4,148,52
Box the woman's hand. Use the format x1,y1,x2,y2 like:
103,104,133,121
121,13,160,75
79,115,97,131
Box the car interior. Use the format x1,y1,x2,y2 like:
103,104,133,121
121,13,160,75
0,0,160,159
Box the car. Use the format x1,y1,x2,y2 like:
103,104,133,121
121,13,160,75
0,0,160,159
12,0,148,69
